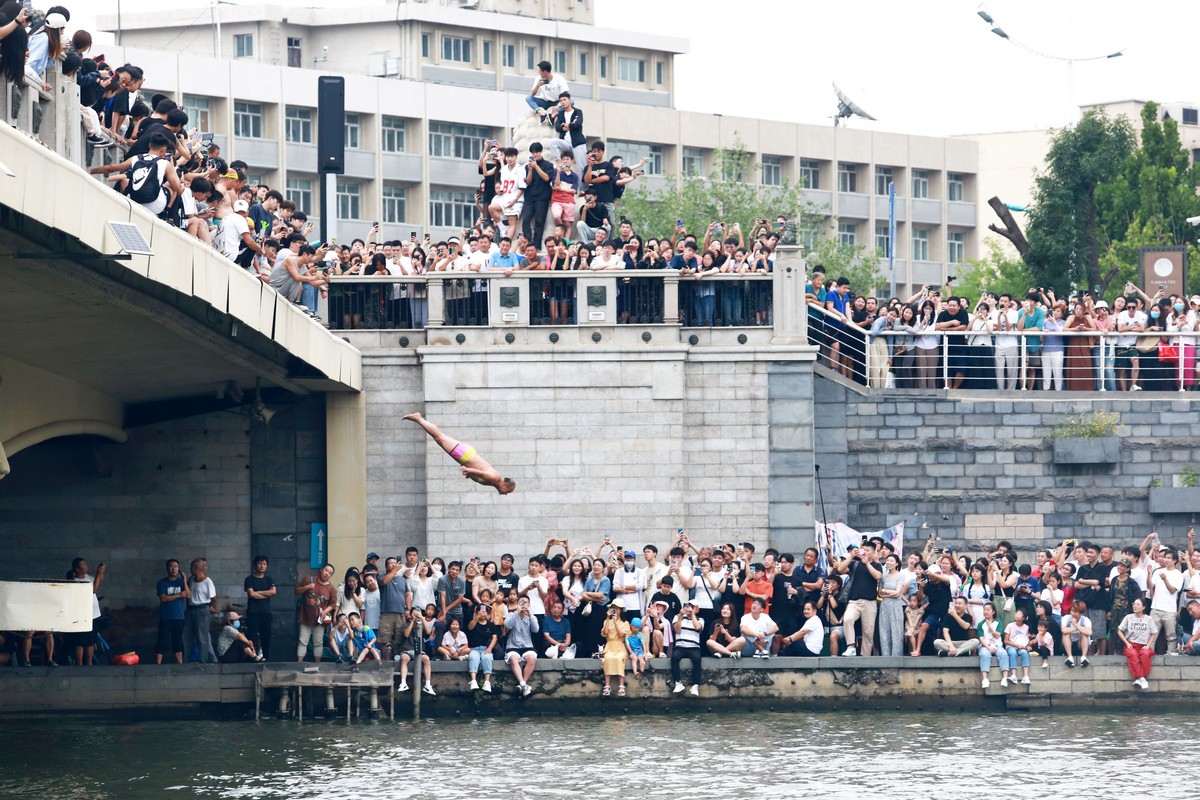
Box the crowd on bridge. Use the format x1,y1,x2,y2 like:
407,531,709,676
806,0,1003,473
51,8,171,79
809,270,1200,392
19,527,1200,697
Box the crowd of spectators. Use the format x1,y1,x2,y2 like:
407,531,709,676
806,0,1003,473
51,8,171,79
809,270,1200,392
29,529,1200,700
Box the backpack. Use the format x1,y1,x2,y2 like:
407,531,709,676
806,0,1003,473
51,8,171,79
125,155,164,205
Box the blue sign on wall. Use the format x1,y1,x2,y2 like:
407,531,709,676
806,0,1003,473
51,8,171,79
310,522,327,569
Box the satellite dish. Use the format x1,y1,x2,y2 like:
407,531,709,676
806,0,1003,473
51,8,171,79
833,83,877,127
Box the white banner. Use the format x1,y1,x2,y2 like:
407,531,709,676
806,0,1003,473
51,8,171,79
815,520,905,573
0,580,93,632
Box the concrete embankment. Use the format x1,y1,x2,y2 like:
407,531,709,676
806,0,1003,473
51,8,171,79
0,656,1195,718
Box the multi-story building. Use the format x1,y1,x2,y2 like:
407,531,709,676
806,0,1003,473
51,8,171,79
100,0,979,297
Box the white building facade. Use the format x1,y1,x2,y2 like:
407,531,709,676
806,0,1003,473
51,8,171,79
101,0,979,297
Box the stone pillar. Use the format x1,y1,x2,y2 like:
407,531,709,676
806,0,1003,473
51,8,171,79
662,271,680,324
326,392,367,573
767,361,816,554
426,276,444,326
771,245,807,344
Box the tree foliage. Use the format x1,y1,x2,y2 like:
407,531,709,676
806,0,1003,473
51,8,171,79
1024,109,1135,291
617,138,881,291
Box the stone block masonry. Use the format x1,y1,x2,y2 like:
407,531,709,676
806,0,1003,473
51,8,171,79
360,346,810,560
815,380,1200,550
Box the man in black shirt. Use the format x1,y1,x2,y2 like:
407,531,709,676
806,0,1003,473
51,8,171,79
794,547,825,608
465,603,498,692
1074,542,1110,655
935,296,970,389
582,140,617,232
243,556,277,659
915,559,953,655
933,596,979,656
771,553,803,648
125,108,188,160
837,541,882,656
520,142,555,248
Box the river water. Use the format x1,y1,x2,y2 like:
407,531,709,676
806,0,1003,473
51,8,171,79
0,711,1192,799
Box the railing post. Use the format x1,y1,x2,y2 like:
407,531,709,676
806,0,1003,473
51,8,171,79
426,275,444,326
1180,334,1186,392
1018,335,1027,390
771,245,806,344
663,270,680,325
941,334,949,389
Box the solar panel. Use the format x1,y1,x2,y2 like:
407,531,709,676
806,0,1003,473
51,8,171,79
106,221,155,256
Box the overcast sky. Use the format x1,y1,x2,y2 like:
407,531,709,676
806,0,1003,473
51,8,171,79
73,0,1192,137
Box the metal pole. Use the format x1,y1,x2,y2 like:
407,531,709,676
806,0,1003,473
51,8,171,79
211,0,222,59
941,334,949,389
888,181,896,299
412,620,423,721
1099,333,1106,392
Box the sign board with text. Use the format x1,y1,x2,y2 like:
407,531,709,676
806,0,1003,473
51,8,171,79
1139,246,1187,299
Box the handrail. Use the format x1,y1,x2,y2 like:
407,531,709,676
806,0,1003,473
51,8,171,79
329,270,773,281
805,300,1200,392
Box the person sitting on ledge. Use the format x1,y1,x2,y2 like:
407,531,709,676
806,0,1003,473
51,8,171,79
217,612,262,663
404,412,516,495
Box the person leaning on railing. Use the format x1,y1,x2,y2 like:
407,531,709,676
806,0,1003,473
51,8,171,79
1166,295,1200,389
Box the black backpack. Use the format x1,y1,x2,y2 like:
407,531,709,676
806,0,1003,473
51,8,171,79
125,154,164,205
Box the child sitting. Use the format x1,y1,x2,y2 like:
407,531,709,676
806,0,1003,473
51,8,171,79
348,612,382,666
625,617,649,676
1034,619,1054,669
329,613,353,663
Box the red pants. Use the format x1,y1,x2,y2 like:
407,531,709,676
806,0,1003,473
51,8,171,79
1125,642,1153,679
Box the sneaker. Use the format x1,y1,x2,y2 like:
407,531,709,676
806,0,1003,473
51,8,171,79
1080,657,1090,668
673,681,685,694
1138,677,1150,689
422,682,436,696
1131,384,1142,391
981,677,990,689
754,650,768,659
1020,676,1031,685
1166,651,1183,657
841,647,857,657
482,680,492,693
730,651,742,660
689,685,699,696
712,652,724,659
397,681,409,692
522,684,532,697
469,679,479,691
1041,661,1049,669
1064,657,1076,668
87,134,111,148
393,654,402,663
1000,677,1009,688
1133,679,1143,689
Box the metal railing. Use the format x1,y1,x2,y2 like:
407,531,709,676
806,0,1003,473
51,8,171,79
807,301,1200,392
327,271,775,331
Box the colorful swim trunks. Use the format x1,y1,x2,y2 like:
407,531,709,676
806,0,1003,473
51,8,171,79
449,441,476,465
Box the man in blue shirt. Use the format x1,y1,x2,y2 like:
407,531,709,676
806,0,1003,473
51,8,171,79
825,277,853,378
542,600,573,659
156,559,189,665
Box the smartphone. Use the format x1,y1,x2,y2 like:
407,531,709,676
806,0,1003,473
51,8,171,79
410,231,417,239
676,219,684,228
373,221,380,229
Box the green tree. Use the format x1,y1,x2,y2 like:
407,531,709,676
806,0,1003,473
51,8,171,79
1025,109,1135,291
618,137,882,290
954,240,1039,302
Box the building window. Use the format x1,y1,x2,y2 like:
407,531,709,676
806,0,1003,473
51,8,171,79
681,147,703,177
761,156,782,187
429,121,491,160
617,57,645,83
800,220,821,251
800,159,820,190
913,228,929,261
606,140,662,175
912,169,929,199
874,166,893,197
381,116,407,153
382,184,407,224
948,231,965,264
482,41,492,66
554,49,567,74
502,43,515,68
234,34,253,59
526,46,536,70
837,162,858,193
947,172,964,202
344,114,361,150
578,51,588,75
875,223,890,258
181,95,211,133
838,222,857,247
421,33,430,59
284,107,313,144
430,188,476,228
599,55,608,78
656,61,664,85
1185,108,1199,125
721,157,743,183
233,101,263,139
336,181,361,220
285,176,313,213
287,37,302,68
443,36,473,64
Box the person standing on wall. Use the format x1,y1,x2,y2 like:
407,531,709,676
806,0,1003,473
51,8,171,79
183,558,218,664
838,541,882,657
243,555,276,660
155,559,188,665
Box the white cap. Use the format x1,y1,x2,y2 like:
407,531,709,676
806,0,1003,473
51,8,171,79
44,12,68,29
233,199,250,213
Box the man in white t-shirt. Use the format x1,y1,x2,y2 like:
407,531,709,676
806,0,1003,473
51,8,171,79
517,558,550,619
739,598,778,657
611,550,644,620
1115,297,1148,391
488,148,526,235
216,199,262,268
988,294,1020,390
1149,547,1183,652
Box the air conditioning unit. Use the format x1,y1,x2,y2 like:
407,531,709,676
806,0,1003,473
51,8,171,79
459,0,479,8
366,52,388,77
385,58,400,76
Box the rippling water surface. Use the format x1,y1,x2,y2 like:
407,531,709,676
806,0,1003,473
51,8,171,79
0,711,1192,799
